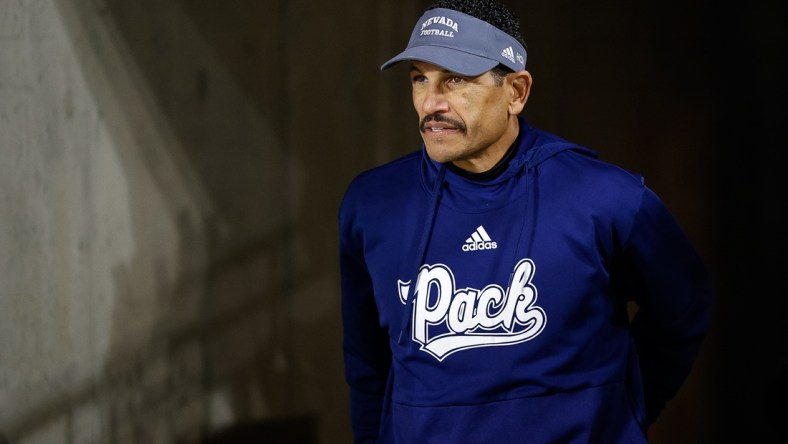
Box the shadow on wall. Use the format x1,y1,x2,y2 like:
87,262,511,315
202,414,319,444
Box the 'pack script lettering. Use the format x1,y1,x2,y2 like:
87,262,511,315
397,258,546,360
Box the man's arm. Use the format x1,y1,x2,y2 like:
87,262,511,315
622,187,714,425
339,202,391,443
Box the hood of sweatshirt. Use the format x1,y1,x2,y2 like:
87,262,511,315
420,117,597,210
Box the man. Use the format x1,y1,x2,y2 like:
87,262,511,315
338,0,713,442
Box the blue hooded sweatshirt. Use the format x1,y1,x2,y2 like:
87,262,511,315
338,118,712,443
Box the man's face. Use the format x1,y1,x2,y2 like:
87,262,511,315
409,61,516,173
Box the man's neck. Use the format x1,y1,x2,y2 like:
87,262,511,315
450,116,520,173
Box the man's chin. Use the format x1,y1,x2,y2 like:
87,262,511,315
424,146,460,164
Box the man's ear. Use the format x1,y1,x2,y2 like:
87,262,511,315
509,70,532,115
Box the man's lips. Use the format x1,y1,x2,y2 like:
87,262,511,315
420,115,466,134
425,124,457,132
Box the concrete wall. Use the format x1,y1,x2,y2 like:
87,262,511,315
1,0,784,443
0,0,423,442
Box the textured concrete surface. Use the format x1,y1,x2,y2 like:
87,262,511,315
0,0,418,442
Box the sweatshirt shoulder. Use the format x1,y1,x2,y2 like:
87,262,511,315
565,150,645,186
340,150,423,212
527,125,644,188
538,147,649,218
348,151,420,188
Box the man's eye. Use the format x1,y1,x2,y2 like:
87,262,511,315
411,75,427,84
448,76,466,84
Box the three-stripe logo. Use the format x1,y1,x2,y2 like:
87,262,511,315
462,225,498,252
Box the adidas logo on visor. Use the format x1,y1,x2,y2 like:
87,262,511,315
501,46,515,63
462,225,498,252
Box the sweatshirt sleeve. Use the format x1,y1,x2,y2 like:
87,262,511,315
338,194,392,443
622,187,713,426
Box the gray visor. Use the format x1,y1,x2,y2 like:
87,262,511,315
381,8,527,76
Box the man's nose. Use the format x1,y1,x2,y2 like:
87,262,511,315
420,86,450,115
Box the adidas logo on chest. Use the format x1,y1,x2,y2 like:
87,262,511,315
462,225,498,252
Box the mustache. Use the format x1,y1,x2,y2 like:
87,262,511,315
420,114,467,134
